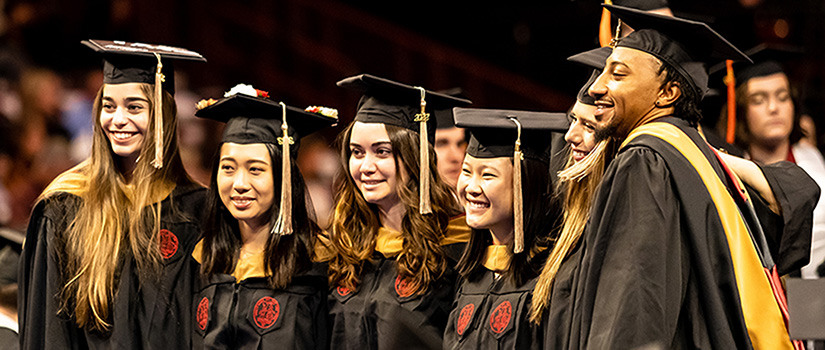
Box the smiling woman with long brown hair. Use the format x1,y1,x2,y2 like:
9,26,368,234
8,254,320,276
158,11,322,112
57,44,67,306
322,74,471,349
18,40,206,349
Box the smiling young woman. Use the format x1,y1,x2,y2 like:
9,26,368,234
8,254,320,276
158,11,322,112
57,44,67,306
191,89,337,349
442,108,568,350
322,74,471,349
18,40,206,349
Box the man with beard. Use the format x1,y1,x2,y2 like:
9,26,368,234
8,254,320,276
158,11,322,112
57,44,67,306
567,5,807,349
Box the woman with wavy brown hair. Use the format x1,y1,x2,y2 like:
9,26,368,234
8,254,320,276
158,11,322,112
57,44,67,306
322,74,471,349
18,40,206,349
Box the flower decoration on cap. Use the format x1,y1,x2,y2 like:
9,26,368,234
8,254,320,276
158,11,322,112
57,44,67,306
305,106,339,119
224,83,269,99
195,98,218,110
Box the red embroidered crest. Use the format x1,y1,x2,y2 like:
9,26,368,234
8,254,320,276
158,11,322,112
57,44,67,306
196,297,209,330
456,303,475,335
253,296,280,329
337,286,352,296
394,275,414,298
158,229,178,259
489,300,512,334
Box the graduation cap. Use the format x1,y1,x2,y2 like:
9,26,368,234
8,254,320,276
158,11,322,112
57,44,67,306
337,74,472,214
605,4,750,98
611,0,669,11
435,87,471,129
196,85,338,235
734,44,804,87
567,47,613,106
82,39,207,169
453,107,569,254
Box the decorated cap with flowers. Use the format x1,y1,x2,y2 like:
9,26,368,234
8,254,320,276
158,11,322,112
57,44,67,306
195,84,337,149
195,84,338,235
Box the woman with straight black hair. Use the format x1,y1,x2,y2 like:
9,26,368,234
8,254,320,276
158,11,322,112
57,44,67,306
190,85,337,349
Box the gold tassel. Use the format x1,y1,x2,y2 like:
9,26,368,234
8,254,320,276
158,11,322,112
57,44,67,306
414,87,432,215
150,53,165,169
509,117,524,254
273,102,293,235
598,0,614,47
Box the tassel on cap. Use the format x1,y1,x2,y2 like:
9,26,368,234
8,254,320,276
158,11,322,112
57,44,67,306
725,59,737,144
414,87,432,215
151,52,165,169
599,0,614,47
273,102,294,235
509,117,524,254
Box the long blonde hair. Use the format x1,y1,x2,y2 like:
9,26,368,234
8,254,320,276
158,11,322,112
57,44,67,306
40,84,190,331
326,122,461,295
530,138,613,323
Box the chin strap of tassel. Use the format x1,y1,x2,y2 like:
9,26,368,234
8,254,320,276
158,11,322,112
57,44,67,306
725,60,737,144
273,102,293,235
509,117,524,254
414,87,432,215
150,52,165,169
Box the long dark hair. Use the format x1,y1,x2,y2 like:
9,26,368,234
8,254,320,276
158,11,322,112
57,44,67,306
326,122,461,295
200,143,319,288
455,155,555,287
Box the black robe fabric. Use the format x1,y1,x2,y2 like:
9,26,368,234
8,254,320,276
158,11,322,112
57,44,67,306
328,243,465,350
191,262,329,349
442,271,541,350
548,117,796,349
754,161,819,275
18,184,206,350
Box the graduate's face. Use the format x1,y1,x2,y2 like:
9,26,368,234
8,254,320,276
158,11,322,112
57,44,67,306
349,122,401,210
100,83,150,161
590,47,665,138
745,73,795,147
565,102,600,162
457,155,514,239
217,142,275,230
435,127,468,189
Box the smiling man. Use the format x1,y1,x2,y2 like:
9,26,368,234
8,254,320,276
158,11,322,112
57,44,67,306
563,5,803,350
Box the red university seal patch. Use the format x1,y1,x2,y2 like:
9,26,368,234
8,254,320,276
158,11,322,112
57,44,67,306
394,275,414,298
196,297,209,330
489,300,512,334
158,229,179,259
456,303,475,335
337,285,352,296
253,296,280,329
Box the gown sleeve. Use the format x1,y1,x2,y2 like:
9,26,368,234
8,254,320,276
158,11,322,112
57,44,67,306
575,148,689,350
18,195,83,350
753,161,820,275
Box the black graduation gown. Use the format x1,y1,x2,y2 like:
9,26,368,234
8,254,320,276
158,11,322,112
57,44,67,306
442,271,541,350
328,242,466,350
18,184,206,350
550,117,796,349
191,261,329,349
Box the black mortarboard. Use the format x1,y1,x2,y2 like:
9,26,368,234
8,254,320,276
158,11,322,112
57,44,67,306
195,93,337,150
337,74,471,214
453,107,568,253
336,74,472,139
567,47,613,106
612,0,669,11
435,87,470,129
734,44,804,87
196,86,338,235
83,39,207,169
605,4,750,98
82,39,206,95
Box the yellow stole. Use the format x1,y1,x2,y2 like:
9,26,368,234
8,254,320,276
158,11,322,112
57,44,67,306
375,215,471,257
192,240,267,282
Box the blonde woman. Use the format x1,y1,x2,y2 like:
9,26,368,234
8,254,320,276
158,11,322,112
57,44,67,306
19,41,206,349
